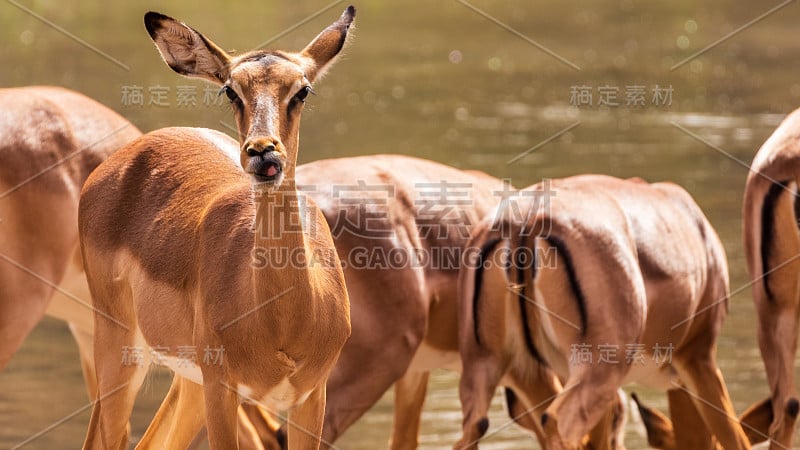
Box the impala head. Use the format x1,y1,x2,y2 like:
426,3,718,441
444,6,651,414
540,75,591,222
144,6,355,191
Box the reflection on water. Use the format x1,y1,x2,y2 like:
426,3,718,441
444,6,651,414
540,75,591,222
2,0,800,448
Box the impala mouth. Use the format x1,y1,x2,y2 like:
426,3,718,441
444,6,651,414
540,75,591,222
253,160,282,182
246,154,285,191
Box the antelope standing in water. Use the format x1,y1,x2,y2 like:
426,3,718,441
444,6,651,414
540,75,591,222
78,8,355,449
739,108,800,449
456,175,750,449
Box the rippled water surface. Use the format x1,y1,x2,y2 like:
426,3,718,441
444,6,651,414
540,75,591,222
2,0,800,448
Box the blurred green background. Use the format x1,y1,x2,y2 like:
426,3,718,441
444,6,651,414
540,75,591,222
2,0,800,448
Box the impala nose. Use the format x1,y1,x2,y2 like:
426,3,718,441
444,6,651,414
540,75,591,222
246,143,276,157
243,136,280,157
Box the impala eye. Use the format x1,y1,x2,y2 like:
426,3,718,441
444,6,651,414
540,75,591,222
295,86,313,103
220,85,239,103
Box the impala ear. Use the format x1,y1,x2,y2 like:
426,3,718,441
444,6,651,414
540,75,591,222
144,11,232,84
300,5,355,82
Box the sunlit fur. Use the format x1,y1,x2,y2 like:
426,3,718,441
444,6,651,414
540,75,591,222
455,175,750,450
741,108,800,449
0,86,141,399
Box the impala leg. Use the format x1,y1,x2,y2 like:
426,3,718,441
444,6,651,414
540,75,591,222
0,272,52,371
389,370,429,450
454,353,505,450
609,390,628,450
754,181,800,449
756,304,800,449
82,276,148,450
82,331,148,449
320,262,428,444
672,354,749,450
321,348,412,443
69,324,98,400
203,376,241,450
0,200,77,371
135,376,207,450
667,387,716,450
286,385,327,449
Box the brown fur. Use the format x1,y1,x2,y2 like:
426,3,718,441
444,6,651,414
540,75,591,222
79,8,355,450
741,107,800,449
0,86,140,398
456,175,750,449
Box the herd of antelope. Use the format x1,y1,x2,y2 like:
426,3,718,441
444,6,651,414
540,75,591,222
1,5,799,450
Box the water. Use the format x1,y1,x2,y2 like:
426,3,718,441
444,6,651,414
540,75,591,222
2,0,800,448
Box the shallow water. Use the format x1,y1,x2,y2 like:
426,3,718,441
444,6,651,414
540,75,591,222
2,0,800,448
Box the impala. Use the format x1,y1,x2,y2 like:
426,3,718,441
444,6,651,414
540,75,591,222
293,155,511,449
456,175,750,449
78,8,354,449
0,86,140,399
740,107,800,449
